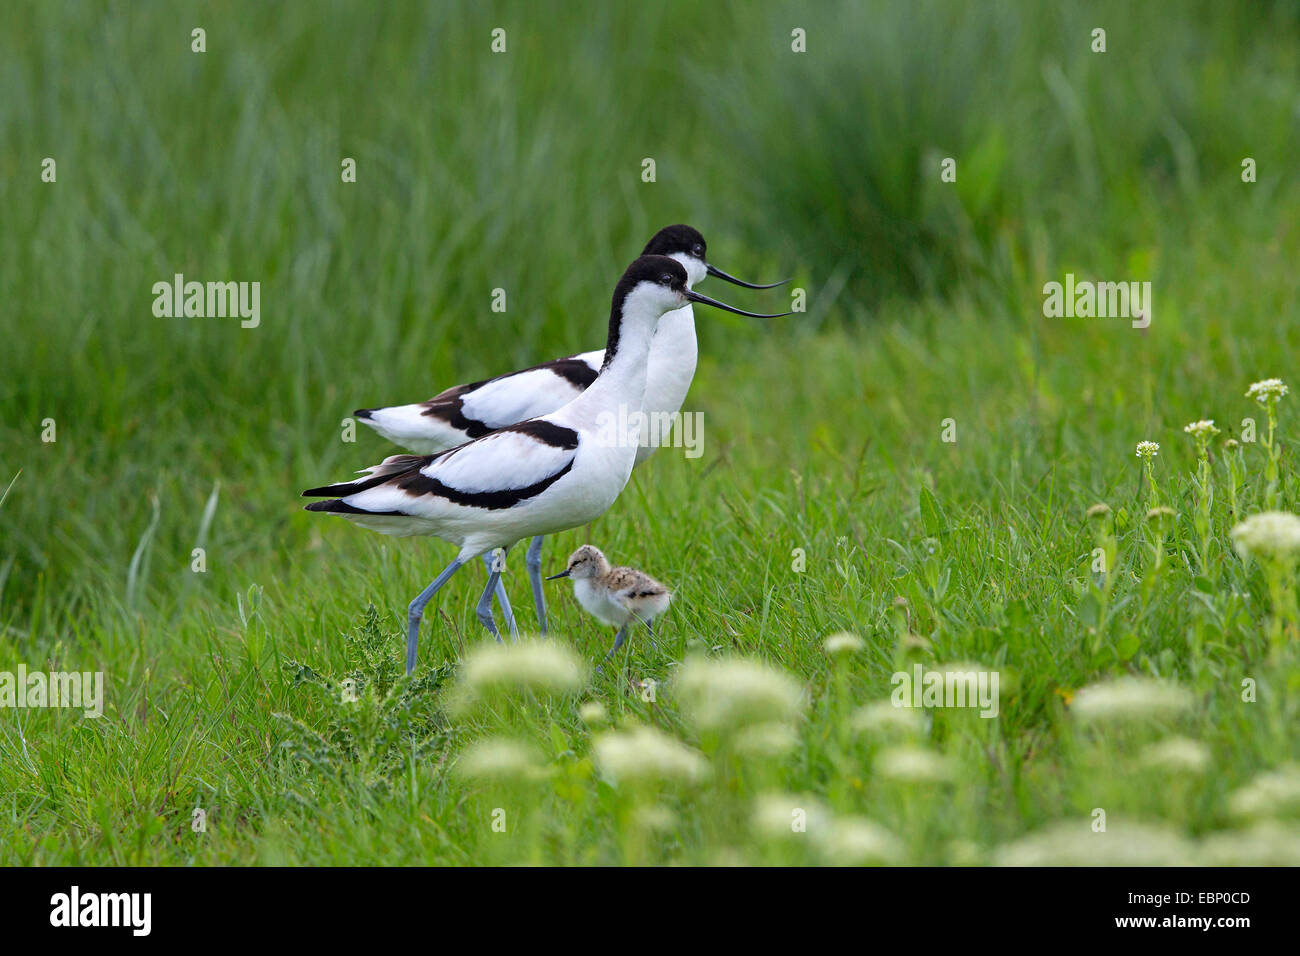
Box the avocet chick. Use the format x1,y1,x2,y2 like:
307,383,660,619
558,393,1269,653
547,545,671,667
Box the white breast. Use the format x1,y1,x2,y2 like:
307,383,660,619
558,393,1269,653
574,578,632,627
634,304,698,465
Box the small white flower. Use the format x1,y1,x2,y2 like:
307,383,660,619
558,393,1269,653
1200,823,1300,865
1138,737,1210,774
752,793,830,839
823,632,865,657
676,657,805,733
876,746,955,783
993,820,1194,866
1230,511,1300,561
1135,441,1160,459
578,701,608,726
733,722,800,758
1183,420,1220,440
1246,378,1289,404
851,700,927,737
1227,765,1300,820
592,725,710,786
455,640,587,707
454,738,545,782
1070,677,1193,724
816,817,904,865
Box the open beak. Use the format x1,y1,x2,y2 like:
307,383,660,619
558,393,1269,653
706,263,791,290
545,570,571,580
685,289,793,318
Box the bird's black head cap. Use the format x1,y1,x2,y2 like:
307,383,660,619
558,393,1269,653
602,255,689,368
641,224,706,261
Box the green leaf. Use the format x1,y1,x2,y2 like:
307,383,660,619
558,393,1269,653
1004,599,1031,633
1115,632,1140,661
919,485,946,536
1076,592,1100,629
549,722,571,756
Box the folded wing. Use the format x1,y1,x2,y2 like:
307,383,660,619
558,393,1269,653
304,420,581,516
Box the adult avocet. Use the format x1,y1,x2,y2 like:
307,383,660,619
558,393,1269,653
352,225,784,633
547,545,671,670
304,255,790,674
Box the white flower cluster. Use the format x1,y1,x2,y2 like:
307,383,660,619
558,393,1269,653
1182,419,1219,440
1070,676,1193,723
454,738,545,782
875,745,955,783
1228,765,1300,820
1246,378,1289,404
823,632,865,656
458,640,587,697
675,657,805,733
1230,511,1300,560
1138,737,1210,774
993,820,1194,866
751,793,903,865
593,725,710,786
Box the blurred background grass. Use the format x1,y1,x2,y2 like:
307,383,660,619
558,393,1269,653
2,1,1300,863
3,0,1299,653
3,0,1299,643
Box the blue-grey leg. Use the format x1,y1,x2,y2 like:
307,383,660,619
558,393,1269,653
595,623,630,674
483,552,519,641
475,564,504,642
525,535,548,634
645,617,658,652
407,558,464,675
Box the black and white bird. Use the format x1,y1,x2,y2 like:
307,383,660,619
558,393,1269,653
546,545,671,669
351,225,784,635
303,255,789,674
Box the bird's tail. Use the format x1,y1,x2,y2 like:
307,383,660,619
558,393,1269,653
301,453,429,499
351,403,466,455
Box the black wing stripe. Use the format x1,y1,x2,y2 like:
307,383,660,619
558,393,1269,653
500,420,580,448
303,458,575,515
304,499,407,516
419,396,495,439
416,358,595,435
545,358,598,390
302,454,435,497
393,459,575,510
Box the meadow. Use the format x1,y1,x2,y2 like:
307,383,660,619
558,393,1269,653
2,0,1300,865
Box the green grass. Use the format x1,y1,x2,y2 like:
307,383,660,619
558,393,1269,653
3,0,1300,865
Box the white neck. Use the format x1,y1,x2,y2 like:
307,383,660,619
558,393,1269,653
562,286,664,423
641,251,702,419
643,302,698,417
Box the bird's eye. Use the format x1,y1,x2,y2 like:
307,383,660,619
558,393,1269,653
661,273,674,284
692,244,704,257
